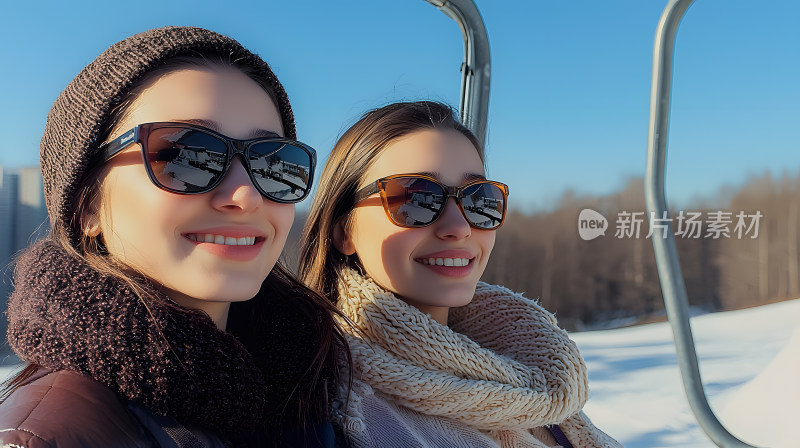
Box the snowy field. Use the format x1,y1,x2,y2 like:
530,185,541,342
2,299,798,447
572,299,800,448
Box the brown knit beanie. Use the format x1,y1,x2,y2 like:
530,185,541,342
40,26,296,245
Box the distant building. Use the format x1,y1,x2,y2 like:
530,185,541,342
0,166,49,353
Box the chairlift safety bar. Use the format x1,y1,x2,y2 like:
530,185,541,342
424,0,491,150
645,1,761,447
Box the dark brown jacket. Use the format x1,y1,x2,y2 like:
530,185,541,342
0,369,226,448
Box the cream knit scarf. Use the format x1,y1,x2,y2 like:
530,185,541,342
335,268,591,442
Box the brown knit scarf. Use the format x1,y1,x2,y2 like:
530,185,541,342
334,269,625,448
6,241,267,433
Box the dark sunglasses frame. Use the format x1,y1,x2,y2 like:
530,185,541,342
353,173,509,230
97,122,317,203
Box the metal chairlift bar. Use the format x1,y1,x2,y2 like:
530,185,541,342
645,1,761,447
424,0,491,150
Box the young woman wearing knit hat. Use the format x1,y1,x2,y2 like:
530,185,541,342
299,101,622,448
0,27,346,447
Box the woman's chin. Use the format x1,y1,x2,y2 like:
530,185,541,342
164,283,260,307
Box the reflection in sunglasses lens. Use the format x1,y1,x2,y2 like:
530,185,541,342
462,183,505,229
382,177,505,229
251,142,311,201
145,127,313,201
148,129,227,193
385,178,445,227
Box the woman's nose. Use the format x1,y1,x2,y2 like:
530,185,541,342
210,157,263,213
433,197,471,240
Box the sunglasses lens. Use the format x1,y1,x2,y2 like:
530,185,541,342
461,182,506,229
249,142,313,202
382,177,446,227
145,128,227,193
143,126,314,202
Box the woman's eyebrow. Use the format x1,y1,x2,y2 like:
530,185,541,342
173,118,219,131
464,172,487,181
416,171,487,181
171,118,280,138
249,128,280,138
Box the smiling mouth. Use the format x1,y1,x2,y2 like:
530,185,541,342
185,233,261,246
418,257,472,267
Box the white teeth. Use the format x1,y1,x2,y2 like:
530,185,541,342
420,257,471,266
187,234,258,246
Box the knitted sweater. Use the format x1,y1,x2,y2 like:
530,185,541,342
334,268,622,448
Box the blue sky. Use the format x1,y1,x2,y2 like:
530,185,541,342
0,0,797,211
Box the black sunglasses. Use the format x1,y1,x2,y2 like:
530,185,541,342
354,174,509,230
97,122,317,203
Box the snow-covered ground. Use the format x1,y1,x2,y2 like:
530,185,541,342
572,299,800,448
2,299,797,447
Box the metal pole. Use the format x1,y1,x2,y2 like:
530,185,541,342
424,0,491,150
645,1,761,446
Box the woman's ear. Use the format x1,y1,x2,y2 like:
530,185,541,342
80,189,104,238
332,216,356,256
82,211,102,237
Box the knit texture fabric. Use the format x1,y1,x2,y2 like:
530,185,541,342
6,240,267,433
40,26,295,245
334,268,622,448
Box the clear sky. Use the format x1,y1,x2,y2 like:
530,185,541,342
0,0,797,211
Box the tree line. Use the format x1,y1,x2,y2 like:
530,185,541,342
483,172,797,330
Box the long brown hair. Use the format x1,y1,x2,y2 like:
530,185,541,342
3,55,348,438
298,101,482,304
